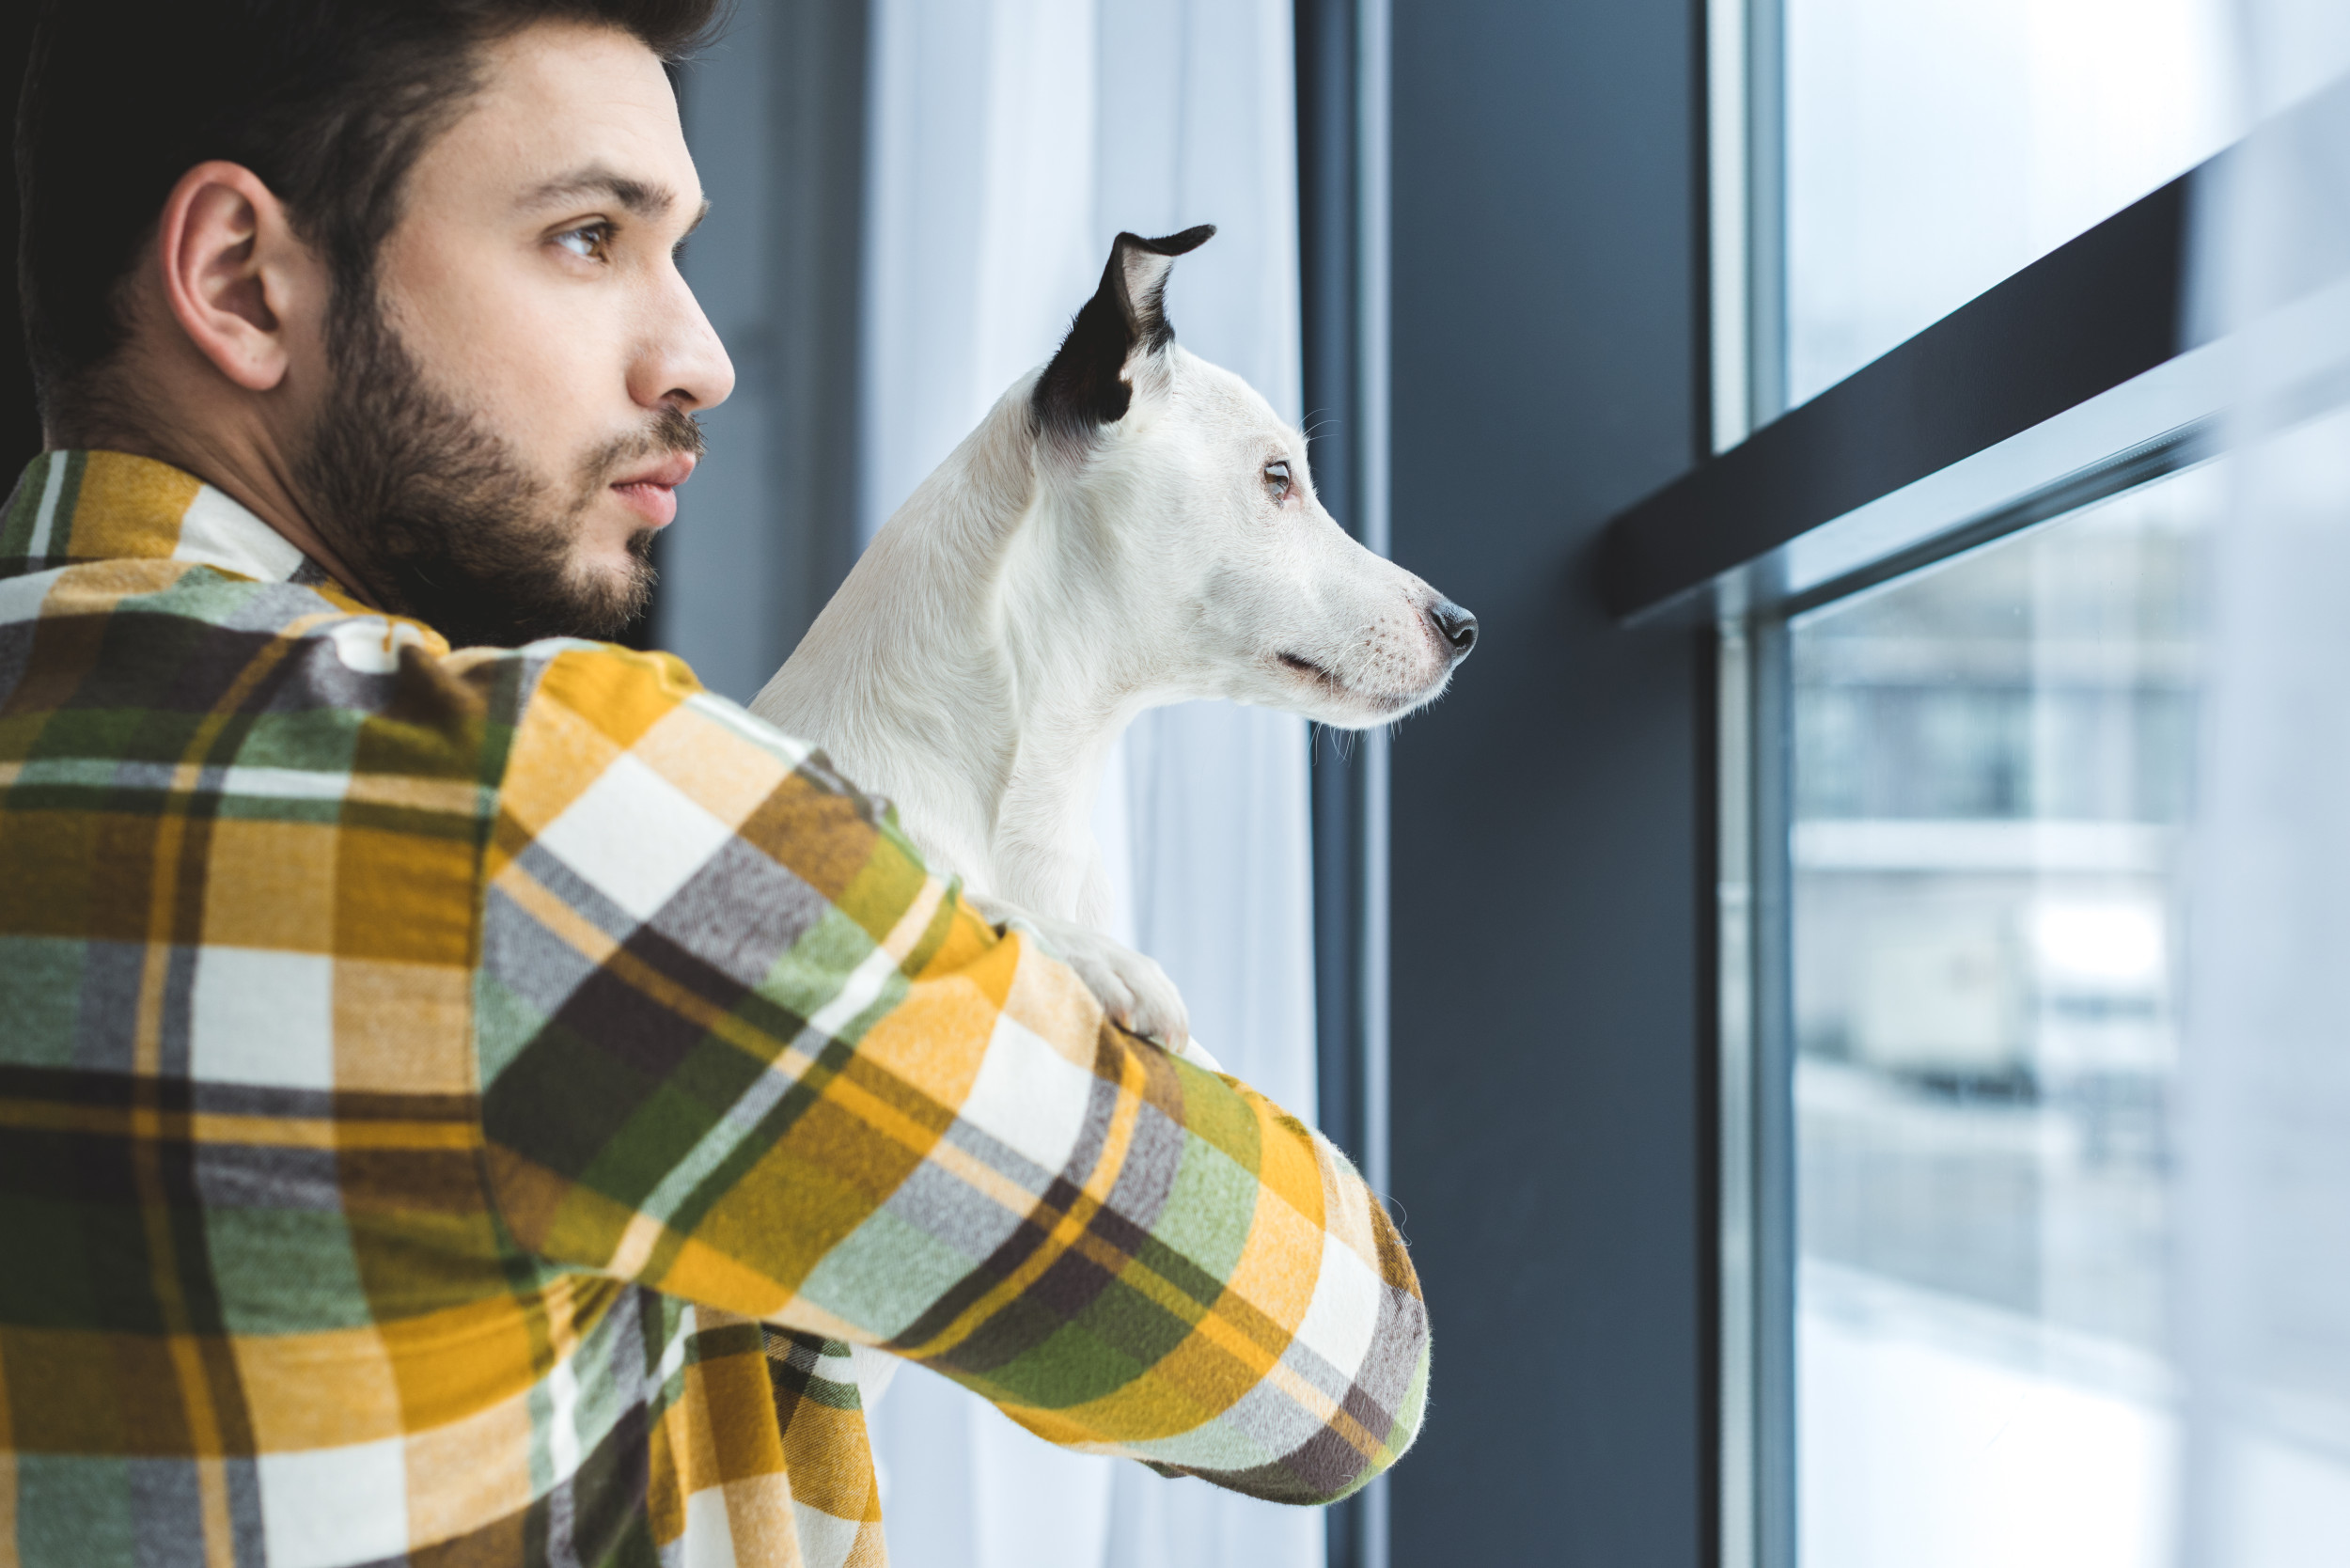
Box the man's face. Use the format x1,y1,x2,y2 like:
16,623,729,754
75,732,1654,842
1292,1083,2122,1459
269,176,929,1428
302,21,733,646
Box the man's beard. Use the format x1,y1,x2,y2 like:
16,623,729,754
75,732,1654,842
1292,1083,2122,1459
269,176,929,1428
295,288,703,649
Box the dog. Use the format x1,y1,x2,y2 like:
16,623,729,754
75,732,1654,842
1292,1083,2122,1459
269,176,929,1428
750,224,1473,1410
751,224,1475,1056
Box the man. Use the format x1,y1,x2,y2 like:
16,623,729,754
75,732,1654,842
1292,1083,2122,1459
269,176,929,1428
0,3,1428,1564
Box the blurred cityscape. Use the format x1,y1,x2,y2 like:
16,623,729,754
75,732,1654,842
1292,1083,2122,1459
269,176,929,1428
1793,470,2207,1352
1790,465,2216,1567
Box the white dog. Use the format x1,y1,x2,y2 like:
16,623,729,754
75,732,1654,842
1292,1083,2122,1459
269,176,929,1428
751,226,1475,1054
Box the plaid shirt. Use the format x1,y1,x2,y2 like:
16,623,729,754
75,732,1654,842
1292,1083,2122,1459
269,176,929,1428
0,450,1429,1568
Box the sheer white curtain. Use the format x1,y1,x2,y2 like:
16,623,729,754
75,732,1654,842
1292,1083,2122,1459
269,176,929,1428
855,4,1321,1566
2179,5,2350,1562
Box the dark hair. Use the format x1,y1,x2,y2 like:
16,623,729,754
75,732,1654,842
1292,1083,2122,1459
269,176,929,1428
15,0,724,431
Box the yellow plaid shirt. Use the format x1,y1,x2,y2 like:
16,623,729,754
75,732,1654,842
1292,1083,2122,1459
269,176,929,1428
0,451,1429,1568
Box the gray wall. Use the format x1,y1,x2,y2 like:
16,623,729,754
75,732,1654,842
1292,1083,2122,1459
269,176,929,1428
4,9,43,472
666,0,867,701
1386,2,1712,1561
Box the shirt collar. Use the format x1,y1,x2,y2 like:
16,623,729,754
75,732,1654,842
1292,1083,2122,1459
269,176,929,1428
1,449,350,593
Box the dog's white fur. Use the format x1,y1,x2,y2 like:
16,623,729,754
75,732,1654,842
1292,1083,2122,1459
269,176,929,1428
750,230,1471,1050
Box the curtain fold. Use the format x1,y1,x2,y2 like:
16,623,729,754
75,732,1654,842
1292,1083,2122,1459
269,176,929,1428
857,3,1321,1564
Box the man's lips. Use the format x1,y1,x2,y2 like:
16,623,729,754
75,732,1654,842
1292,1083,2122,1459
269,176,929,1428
611,452,697,527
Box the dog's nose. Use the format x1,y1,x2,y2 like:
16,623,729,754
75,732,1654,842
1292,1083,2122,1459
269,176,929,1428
1428,599,1478,659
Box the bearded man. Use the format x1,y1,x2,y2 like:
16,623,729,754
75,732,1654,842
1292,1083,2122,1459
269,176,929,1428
0,4,1429,1563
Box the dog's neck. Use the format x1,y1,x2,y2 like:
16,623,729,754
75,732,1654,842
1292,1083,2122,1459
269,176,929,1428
752,377,1166,924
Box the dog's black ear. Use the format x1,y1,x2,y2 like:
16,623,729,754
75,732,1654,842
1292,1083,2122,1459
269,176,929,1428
1034,225,1216,439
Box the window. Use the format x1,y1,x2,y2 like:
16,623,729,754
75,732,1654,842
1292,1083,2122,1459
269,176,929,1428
1608,14,2350,1568
1791,463,2214,1568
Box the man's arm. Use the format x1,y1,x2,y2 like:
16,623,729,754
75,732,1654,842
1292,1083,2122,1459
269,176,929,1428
464,643,1427,1505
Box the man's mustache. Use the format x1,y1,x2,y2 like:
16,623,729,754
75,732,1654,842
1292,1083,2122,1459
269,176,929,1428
586,407,707,487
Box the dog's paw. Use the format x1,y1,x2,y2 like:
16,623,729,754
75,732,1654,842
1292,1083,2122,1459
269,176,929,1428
970,897,1193,1051
1047,925,1193,1048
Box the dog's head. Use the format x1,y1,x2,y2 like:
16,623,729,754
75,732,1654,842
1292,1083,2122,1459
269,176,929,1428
1031,227,1475,729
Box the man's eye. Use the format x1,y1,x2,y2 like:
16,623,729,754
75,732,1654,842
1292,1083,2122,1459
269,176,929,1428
555,223,612,261
1264,461,1292,499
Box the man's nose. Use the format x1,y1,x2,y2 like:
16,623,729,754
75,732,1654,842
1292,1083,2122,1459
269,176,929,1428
1427,599,1479,660
635,280,737,414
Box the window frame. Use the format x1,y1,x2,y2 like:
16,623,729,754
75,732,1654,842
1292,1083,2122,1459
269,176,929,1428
1609,35,2350,1568
1298,2,1397,1565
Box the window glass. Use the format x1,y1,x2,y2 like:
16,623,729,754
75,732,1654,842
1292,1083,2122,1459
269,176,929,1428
1790,464,2217,1568
1782,0,2240,408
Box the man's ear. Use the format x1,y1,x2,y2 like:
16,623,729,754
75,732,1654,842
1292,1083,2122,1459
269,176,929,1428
154,161,321,393
1033,225,1215,439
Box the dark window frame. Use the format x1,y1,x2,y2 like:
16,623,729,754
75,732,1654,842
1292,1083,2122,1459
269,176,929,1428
1605,72,2350,630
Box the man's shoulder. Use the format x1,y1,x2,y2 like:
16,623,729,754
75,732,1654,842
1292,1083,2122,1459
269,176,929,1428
3,546,392,656
3,556,525,791
8,547,690,702
8,551,440,693
0,542,860,848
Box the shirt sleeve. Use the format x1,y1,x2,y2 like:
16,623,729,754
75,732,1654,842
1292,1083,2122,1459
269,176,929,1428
464,642,1429,1505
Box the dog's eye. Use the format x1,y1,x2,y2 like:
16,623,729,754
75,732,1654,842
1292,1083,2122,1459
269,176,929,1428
1264,461,1292,501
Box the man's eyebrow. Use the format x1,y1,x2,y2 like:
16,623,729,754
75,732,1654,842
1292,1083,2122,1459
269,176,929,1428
519,166,685,222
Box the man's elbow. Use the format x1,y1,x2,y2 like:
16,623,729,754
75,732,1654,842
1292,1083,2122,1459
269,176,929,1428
1171,1307,1433,1508
1315,1315,1432,1504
